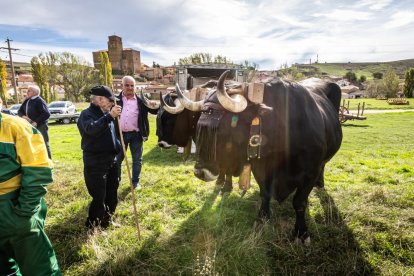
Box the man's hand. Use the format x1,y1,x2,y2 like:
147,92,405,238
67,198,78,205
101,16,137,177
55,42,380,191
22,116,34,124
110,105,122,118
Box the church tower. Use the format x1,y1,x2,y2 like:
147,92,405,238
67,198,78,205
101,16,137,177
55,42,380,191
108,35,123,71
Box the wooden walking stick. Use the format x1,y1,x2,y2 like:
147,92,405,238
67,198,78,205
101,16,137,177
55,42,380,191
114,95,141,240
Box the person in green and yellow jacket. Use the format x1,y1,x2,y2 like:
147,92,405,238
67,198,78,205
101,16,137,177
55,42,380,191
0,97,61,275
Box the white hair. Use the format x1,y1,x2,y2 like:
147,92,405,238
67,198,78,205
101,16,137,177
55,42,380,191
28,85,41,95
122,76,136,86
90,94,99,104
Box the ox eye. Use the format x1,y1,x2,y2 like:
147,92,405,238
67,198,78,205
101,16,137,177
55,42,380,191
231,115,239,128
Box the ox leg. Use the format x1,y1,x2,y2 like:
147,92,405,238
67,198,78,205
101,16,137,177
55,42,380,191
252,161,271,220
258,180,272,220
215,171,225,187
315,165,325,189
221,172,233,193
292,185,313,245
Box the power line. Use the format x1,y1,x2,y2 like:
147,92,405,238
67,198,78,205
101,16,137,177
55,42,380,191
0,38,20,102
0,49,33,57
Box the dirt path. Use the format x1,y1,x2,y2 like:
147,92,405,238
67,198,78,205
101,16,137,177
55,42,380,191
353,109,414,114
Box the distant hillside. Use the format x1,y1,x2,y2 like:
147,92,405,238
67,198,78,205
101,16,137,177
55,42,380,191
294,59,414,80
3,61,31,74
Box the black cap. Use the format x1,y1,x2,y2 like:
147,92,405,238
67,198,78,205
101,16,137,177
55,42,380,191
90,85,115,102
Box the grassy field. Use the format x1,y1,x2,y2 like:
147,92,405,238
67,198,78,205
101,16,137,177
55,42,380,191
343,98,413,111
296,59,414,80
45,111,414,275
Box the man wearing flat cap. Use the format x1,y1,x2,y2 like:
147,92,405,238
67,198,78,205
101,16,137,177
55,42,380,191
77,85,122,229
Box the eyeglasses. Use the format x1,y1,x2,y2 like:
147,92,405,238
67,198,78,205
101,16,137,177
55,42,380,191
124,84,134,87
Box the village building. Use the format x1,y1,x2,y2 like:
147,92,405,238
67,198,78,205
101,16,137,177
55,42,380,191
92,35,141,75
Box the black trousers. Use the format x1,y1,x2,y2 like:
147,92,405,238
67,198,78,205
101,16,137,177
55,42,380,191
83,153,119,228
37,123,52,159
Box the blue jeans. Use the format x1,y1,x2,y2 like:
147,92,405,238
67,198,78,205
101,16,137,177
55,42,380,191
116,131,143,185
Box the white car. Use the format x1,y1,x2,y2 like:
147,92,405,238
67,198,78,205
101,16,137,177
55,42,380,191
48,101,76,114
8,104,22,115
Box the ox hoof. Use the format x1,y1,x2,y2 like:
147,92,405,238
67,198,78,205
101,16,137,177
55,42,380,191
158,141,172,148
294,232,311,246
220,186,233,195
220,190,231,197
215,179,224,187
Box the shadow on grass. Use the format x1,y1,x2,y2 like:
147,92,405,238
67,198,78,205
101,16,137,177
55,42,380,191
142,145,196,166
307,188,378,275
53,142,378,274
57,183,380,275
46,207,90,271
341,123,370,128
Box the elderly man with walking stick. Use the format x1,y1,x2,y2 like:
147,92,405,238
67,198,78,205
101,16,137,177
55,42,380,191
77,85,122,229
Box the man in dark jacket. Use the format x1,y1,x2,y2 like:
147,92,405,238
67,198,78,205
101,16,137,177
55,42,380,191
115,76,158,190
18,85,52,158
77,85,122,229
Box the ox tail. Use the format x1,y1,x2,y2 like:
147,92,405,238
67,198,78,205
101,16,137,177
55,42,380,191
325,83,342,113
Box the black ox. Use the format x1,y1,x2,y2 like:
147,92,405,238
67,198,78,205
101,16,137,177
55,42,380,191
154,83,239,193
177,71,343,244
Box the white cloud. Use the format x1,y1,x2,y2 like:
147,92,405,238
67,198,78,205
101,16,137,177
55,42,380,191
353,0,394,11
385,11,414,29
312,9,373,21
1,0,413,69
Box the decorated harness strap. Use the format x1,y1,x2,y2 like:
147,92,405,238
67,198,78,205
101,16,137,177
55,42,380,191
248,116,262,160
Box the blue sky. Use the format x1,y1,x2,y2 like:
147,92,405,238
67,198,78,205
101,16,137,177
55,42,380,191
1,0,413,70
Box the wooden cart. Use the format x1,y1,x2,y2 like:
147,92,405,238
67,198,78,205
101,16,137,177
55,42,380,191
338,100,367,124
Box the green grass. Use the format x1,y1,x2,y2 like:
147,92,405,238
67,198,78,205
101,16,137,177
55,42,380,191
343,98,413,110
45,112,414,275
297,59,414,80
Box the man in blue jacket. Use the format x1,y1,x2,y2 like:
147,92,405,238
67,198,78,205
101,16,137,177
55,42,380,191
77,85,122,229
18,85,52,158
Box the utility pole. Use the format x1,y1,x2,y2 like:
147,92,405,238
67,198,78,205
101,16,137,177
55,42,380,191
0,38,20,103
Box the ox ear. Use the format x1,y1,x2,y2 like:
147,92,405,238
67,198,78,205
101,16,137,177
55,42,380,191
257,103,273,116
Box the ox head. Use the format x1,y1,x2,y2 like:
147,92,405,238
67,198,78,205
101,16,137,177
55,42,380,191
156,83,216,149
191,71,273,182
140,90,161,110
156,91,200,148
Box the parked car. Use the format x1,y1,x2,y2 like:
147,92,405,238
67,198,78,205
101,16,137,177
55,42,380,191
48,101,76,114
1,104,21,115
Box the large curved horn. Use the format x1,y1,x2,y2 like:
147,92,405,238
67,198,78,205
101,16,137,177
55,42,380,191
175,84,204,112
160,92,184,114
140,90,160,109
216,70,247,113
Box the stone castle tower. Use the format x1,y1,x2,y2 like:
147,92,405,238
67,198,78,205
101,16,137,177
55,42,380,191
93,35,141,75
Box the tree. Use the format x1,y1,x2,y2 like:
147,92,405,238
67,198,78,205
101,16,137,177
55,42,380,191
0,58,7,106
97,52,113,87
373,72,383,79
403,68,414,98
31,56,50,102
365,80,385,98
58,52,99,102
178,53,233,65
359,75,367,83
344,71,357,83
43,52,59,102
383,68,400,98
